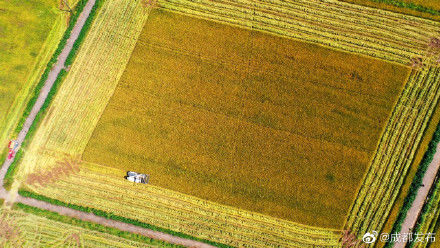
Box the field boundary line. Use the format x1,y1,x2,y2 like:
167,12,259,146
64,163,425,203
14,195,215,248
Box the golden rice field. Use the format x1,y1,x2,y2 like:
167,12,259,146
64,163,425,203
10,0,440,246
82,9,409,229
24,158,342,247
0,0,68,155
157,0,440,65
13,0,151,184
432,240,440,248
152,0,440,240
0,207,172,247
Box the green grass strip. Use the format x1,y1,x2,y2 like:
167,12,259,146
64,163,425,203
385,121,440,247
18,189,232,248
65,0,104,66
3,69,67,191
363,0,440,16
407,178,440,247
13,202,183,247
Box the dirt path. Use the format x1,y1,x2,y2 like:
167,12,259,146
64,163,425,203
393,141,440,248
0,0,96,187
17,196,214,247
0,1,214,247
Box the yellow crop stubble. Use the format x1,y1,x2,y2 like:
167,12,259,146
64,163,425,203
25,160,341,247
14,0,151,184
158,0,440,65
0,208,160,247
346,66,440,235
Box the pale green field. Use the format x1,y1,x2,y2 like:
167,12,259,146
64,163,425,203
0,0,67,150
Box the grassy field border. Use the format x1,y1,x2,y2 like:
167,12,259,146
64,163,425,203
406,172,440,248
3,70,67,190
2,0,103,190
17,189,231,248
384,120,440,247
341,0,440,21
12,202,184,247
366,0,440,15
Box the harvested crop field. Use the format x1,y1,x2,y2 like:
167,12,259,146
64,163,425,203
83,9,410,228
0,207,175,247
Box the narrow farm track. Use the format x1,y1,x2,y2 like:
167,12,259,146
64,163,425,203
0,0,97,189
15,196,214,248
393,141,440,248
0,0,213,247
2,209,169,248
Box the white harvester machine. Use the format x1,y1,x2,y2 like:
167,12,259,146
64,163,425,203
125,171,150,184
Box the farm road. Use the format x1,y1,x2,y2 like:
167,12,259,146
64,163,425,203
394,141,440,248
0,0,213,247
17,196,214,248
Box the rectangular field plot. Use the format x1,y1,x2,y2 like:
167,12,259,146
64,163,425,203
82,9,410,229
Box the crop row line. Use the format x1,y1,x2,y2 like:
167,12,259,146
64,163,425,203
158,0,440,65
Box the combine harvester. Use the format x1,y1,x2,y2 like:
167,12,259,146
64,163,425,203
125,171,149,184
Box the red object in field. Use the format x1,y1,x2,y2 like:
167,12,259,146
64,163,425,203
8,140,19,151
8,150,15,160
